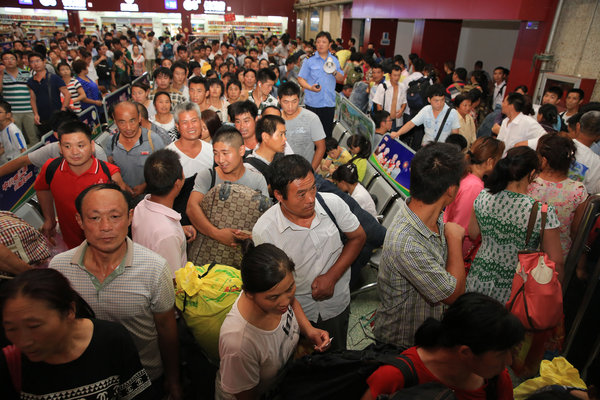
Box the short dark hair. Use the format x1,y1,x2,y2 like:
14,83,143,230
255,115,285,143
257,67,276,83
177,45,188,53
27,52,44,61
494,66,509,75
454,67,467,81
278,81,301,98
207,78,224,96
189,76,209,91
153,91,172,107
144,149,183,196
545,85,563,100
270,155,313,199
426,84,446,99
538,103,558,125
171,60,188,74
212,125,244,148
567,88,585,101
57,120,92,141
410,142,465,204
0,100,11,114
372,110,390,129
325,137,340,152
228,100,258,121
315,31,332,43
506,92,526,113
331,162,358,185
412,58,425,72
75,183,130,215
486,146,539,194
445,133,468,151
153,66,173,80
226,79,242,92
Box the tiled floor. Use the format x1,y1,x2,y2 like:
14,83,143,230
347,265,379,350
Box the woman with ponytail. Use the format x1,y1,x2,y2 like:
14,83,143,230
465,146,563,303
527,133,587,260
362,293,524,400
444,137,505,257
217,241,330,400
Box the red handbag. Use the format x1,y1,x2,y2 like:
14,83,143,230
506,202,563,331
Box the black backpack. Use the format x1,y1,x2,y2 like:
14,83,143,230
406,77,431,115
45,157,112,185
377,383,457,400
263,343,415,400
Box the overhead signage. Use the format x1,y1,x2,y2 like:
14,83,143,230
165,0,178,10
120,0,139,11
183,0,200,11
18,0,34,5
204,0,226,14
62,0,87,10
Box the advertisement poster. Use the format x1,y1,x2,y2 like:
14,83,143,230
370,134,415,197
78,106,102,138
338,97,375,146
0,165,39,212
102,85,131,125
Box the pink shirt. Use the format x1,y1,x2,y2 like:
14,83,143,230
132,195,187,278
443,173,484,256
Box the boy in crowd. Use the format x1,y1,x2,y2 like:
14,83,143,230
374,142,466,348
0,100,27,164
392,84,460,146
171,61,190,101
132,149,196,279
34,121,125,249
372,109,393,146
188,76,210,111
249,68,279,115
245,114,287,186
319,137,352,176
149,67,186,107
279,81,326,171
186,126,268,247
561,88,585,123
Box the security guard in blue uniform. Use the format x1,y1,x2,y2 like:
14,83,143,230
297,31,345,138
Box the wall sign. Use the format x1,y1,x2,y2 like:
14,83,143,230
62,0,87,9
204,0,226,14
165,0,178,9
120,0,138,11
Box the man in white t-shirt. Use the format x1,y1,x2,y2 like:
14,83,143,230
142,31,157,74
253,155,366,350
497,92,546,154
166,102,213,178
373,65,406,130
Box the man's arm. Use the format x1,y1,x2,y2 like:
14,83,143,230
297,76,320,93
0,154,31,177
0,243,32,275
110,172,128,191
390,120,415,139
311,225,366,301
186,191,241,246
37,189,56,242
153,309,182,400
0,65,5,92
29,88,40,125
441,222,466,305
311,139,326,171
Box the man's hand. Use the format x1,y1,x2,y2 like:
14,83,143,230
444,222,465,243
132,184,146,197
214,228,251,247
41,219,57,245
310,83,321,93
311,273,336,301
0,65,5,75
182,225,197,242
34,114,40,125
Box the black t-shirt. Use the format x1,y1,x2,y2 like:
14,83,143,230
1,319,152,400
95,57,112,82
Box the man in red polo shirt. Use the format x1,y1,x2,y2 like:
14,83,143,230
35,121,125,248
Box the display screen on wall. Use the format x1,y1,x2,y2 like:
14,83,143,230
165,0,177,9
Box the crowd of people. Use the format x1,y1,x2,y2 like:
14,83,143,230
1,23,600,400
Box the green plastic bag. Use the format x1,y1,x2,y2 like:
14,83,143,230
175,262,242,363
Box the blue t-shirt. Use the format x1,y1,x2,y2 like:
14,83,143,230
298,51,342,108
27,72,66,122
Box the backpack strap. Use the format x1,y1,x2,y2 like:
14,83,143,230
146,129,154,152
539,203,548,249
315,192,346,243
382,354,418,388
434,108,452,142
2,344,22,393
98,159,112,181
44,157,64,186
209,167,216,190
245,156,270,178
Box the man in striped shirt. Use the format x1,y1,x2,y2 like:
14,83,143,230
0,51,38,145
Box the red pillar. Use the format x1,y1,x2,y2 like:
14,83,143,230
287,10,297,39
410,19,462,76
181,11,192,39
341,17,352,46
67,10,81,35
507,20,554,95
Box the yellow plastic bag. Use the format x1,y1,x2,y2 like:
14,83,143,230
513,357,587,399
175,262,242,363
